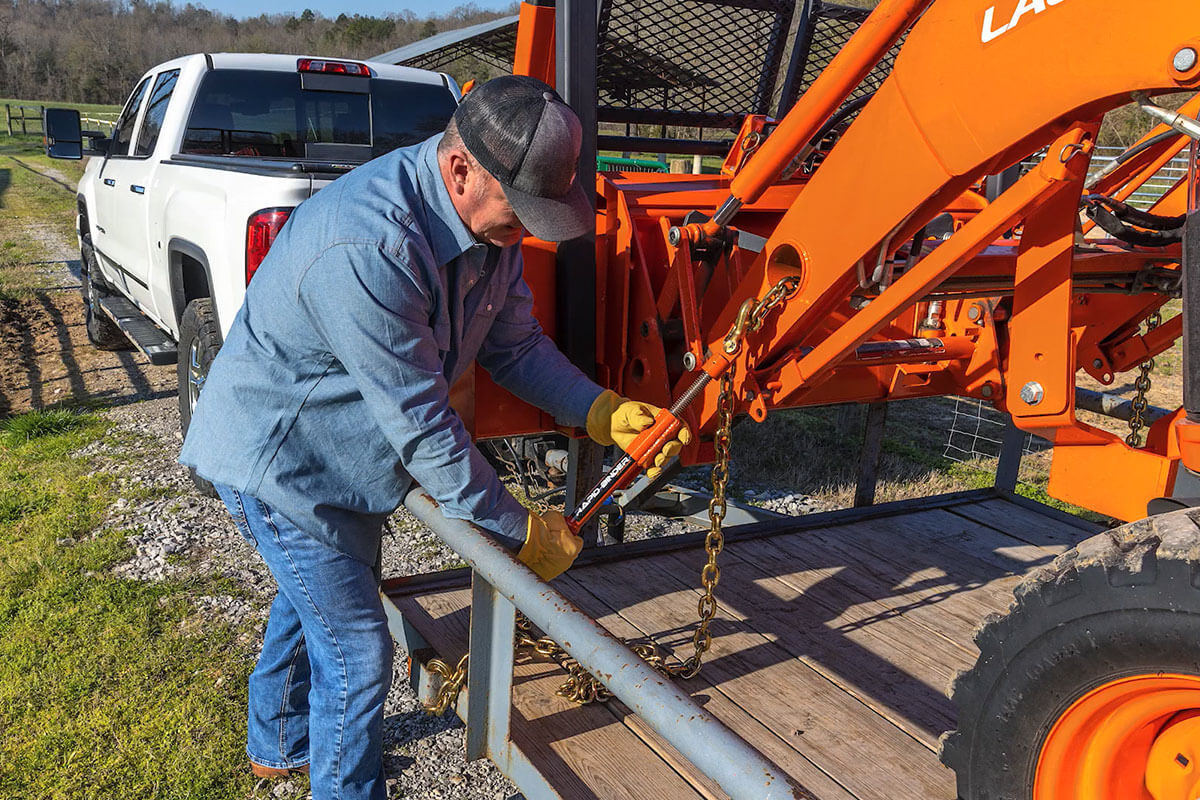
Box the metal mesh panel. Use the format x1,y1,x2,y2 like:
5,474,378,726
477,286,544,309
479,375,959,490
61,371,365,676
397,24,518,74
944,398,1044,464
596,0,794,131
779,3,905,116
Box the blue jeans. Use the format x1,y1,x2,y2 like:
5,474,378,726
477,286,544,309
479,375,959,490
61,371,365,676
215,484,392,800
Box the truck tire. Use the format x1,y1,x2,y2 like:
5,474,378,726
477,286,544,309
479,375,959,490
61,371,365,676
80,238,130,350
177,298,220,498
941,508,1200,800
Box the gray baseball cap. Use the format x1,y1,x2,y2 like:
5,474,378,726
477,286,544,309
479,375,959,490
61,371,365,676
453,75,593,242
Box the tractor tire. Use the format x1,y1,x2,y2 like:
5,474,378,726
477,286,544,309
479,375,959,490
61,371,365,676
80,238,130,351
177,298,220,498
941,508,1200,800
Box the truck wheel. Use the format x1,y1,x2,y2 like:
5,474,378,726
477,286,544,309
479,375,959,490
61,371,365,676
177,298,220,498
80,238,130,350
941,508,1200,800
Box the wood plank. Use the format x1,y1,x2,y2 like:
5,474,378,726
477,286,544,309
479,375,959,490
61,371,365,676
663,543,964,748
763,509,1070,640
948,497,1099,548
569,554,956,800
558,573,860,800
392,590,708,800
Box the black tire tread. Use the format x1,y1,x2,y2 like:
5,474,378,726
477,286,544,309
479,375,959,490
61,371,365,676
81,238,131,351
177,299,220,498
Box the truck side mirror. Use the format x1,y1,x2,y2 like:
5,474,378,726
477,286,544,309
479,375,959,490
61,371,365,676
44,108,82,160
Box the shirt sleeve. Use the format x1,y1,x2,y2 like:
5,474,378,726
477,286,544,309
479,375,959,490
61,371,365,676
476,254,605,428
297,241,529,548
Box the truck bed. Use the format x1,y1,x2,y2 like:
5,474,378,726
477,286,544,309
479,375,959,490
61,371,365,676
384,490,1101,800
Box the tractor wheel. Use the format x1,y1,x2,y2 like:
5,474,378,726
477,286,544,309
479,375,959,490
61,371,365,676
941,508,1200,800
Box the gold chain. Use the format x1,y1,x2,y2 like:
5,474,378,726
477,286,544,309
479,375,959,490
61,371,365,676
677,360,735,677
424,653,469,715
423,276,801,714
1126,312,1161,448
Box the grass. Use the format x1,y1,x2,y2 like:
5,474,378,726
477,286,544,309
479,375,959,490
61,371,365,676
705,396,1116,526
0,409,261,800
0,131,91,298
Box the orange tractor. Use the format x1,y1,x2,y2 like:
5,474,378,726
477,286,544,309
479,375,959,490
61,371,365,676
397,0,1200,796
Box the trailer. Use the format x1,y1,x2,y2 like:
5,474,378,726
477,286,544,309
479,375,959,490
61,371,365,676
379,0,1200,796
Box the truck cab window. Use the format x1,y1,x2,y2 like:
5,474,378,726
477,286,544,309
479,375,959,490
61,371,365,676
110,76,151,158
181,69,455,162
370,81,457,157
135,69,181,158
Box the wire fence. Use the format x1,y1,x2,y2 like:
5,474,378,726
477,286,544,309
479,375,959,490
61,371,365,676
943,397,1046,464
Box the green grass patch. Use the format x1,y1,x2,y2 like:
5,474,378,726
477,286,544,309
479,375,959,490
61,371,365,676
1,408,90,445
0,132,88,297
0,411,261,800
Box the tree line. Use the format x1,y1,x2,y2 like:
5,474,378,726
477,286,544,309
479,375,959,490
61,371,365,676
0,0,515,106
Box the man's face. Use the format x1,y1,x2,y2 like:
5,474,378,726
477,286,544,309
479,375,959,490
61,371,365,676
466,167,525,248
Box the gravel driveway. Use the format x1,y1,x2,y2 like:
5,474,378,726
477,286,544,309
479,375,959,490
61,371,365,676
98,397,521,800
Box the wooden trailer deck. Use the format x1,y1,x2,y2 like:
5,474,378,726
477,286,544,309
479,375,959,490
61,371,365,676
384,490,1102,800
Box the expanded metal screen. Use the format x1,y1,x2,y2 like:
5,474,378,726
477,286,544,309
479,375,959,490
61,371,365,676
390,0,906,139
778,2,905,117
397,23,518,74
596,0,793,131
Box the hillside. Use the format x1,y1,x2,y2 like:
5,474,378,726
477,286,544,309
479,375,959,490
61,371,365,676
0,1,515,106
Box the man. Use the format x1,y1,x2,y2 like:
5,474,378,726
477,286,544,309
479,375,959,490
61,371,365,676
179,75,687,799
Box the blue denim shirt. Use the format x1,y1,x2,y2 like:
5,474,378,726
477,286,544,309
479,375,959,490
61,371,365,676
179,135,604,564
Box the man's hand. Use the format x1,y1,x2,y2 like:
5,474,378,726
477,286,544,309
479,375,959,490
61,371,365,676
585,390,692,480
518,509,583,581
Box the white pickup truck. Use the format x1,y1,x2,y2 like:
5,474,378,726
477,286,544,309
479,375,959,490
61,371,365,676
45,52,460,480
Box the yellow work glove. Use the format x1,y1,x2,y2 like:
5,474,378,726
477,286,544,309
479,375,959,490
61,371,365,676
585,390,692,480
517,509,583,581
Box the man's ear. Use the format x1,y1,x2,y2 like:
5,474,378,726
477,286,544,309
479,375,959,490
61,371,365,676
446,150,472,195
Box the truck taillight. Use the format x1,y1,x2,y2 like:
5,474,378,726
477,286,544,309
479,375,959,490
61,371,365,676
246,208,292,285
297,58,371,76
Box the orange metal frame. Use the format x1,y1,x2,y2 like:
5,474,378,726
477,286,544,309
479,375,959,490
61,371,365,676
451,0,1200,523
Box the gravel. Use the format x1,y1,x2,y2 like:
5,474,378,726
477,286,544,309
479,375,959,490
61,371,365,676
90,395,823,799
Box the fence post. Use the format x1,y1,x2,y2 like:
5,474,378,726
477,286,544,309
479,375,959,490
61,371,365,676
854,401,888,507
39,106,45,135
5,104,11,136
20,106,27,135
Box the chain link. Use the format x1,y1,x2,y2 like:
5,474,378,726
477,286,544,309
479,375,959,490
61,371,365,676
1126,312,1161,448
424,654,469,715
749,276,803,334
423,275,802,714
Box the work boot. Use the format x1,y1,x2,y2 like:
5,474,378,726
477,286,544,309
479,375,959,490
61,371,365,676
250,761,309,779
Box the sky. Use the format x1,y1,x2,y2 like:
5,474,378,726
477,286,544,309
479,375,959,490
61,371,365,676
190,0,516,19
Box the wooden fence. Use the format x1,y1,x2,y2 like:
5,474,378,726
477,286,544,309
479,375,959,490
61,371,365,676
5,103,45,136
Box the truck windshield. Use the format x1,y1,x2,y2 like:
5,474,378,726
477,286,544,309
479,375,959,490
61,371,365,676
181,69,456,160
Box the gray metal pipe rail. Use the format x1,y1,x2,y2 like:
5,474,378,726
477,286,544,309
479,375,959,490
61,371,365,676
1074,386,1170,425
403,487,811,800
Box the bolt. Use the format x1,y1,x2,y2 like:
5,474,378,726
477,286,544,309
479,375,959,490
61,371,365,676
1092,358,1104,369
967,303,983,322
980,383,994,398
682,352,697,371
1175,47,1198,73
667,227,683,246
1020,381,1044,406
